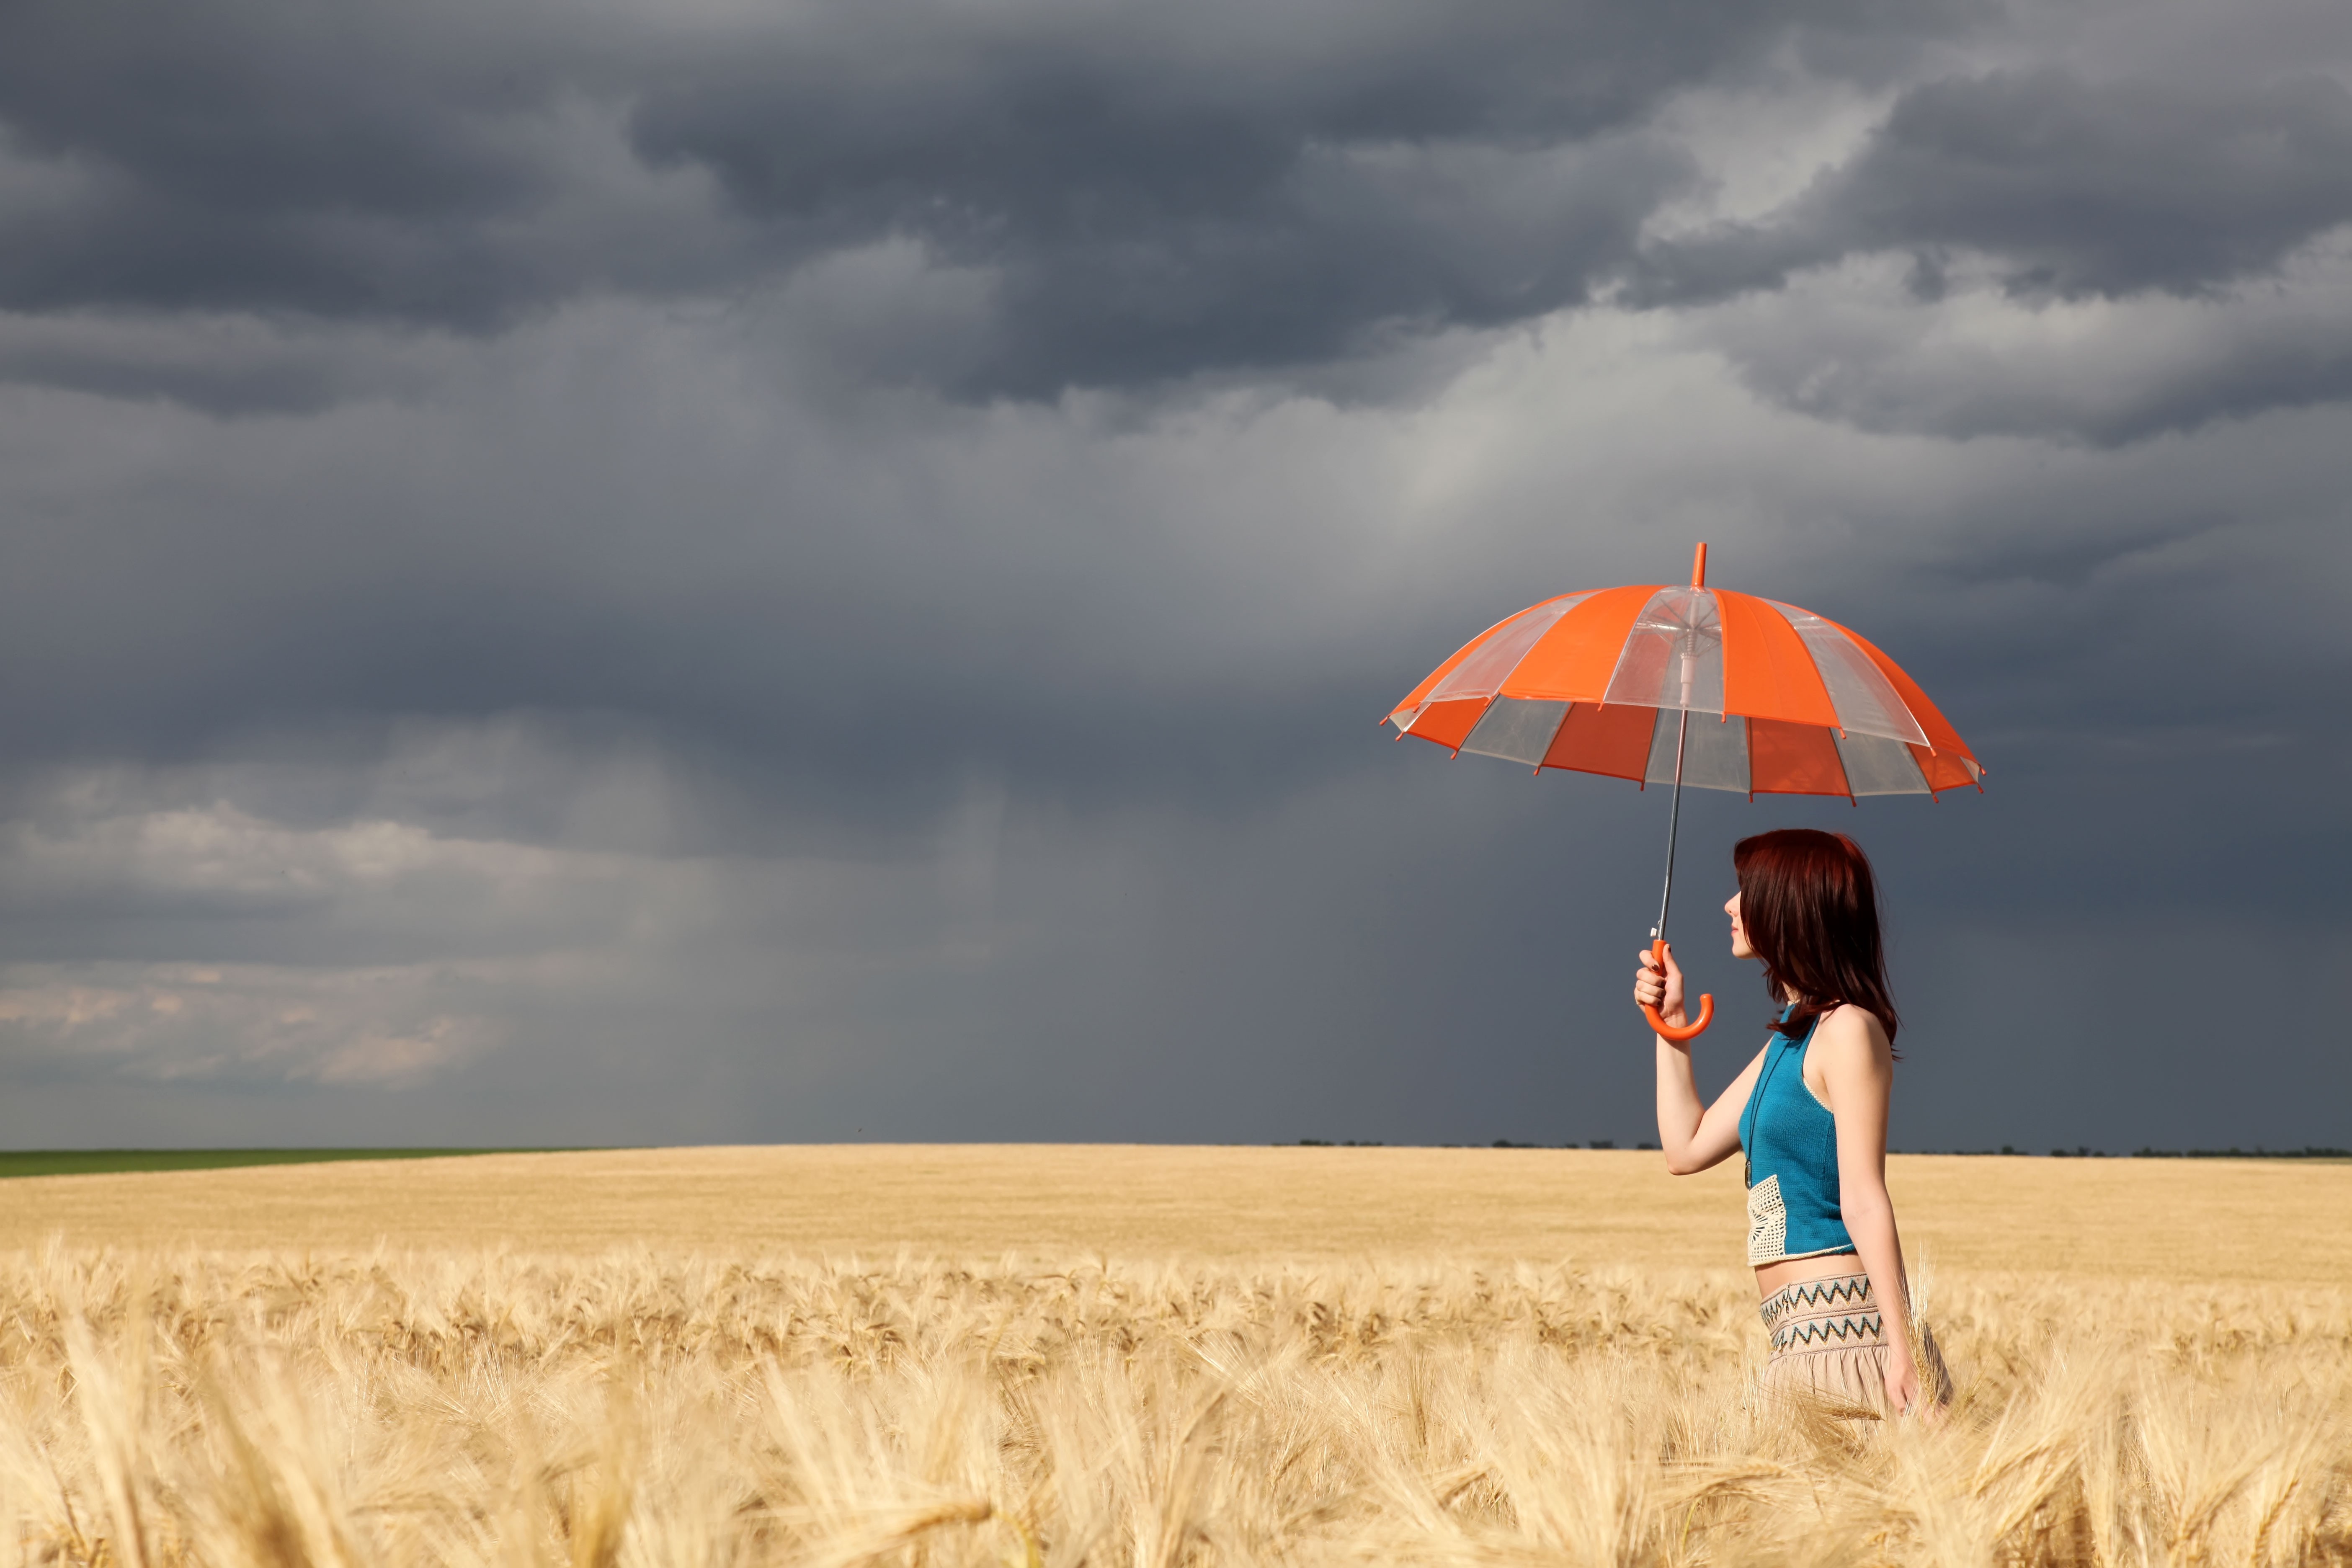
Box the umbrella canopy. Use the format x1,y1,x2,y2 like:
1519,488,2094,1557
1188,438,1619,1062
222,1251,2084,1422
1385,544,1979,1040
1384,553,1981,801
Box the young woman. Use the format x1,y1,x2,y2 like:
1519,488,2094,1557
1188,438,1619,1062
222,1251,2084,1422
1634,828,1947,1418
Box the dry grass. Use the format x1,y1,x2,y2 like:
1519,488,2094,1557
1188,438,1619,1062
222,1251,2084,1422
0,1250,2344,1566
2,1149,2348,1564
7,1147,2352,1284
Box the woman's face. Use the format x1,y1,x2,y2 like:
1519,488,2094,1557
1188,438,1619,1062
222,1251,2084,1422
1725,890,1754,959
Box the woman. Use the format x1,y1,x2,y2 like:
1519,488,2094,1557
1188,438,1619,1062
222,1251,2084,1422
1634,828,1947,1418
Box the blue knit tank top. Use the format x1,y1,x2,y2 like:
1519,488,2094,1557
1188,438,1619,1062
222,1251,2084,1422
1738,1007,1857,1265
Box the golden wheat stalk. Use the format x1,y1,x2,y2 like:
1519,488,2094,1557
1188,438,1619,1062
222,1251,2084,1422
0,1253,2340,1566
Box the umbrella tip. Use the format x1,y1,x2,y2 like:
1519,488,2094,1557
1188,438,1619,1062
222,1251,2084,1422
1691,542,1708,588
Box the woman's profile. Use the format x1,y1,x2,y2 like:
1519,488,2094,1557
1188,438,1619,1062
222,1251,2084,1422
1634,828,1949,1418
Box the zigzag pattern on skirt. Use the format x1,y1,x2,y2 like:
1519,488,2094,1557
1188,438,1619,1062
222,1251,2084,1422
1770,1312,1885,1353
1758,1273,1872,1331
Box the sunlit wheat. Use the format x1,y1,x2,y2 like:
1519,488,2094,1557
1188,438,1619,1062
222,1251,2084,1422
0,1249,2344,1565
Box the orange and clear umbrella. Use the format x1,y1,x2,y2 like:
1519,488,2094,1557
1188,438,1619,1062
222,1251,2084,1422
1385,544,1981,1040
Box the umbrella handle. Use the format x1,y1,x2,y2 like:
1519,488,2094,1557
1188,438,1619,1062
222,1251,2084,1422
1643,939,1713,1042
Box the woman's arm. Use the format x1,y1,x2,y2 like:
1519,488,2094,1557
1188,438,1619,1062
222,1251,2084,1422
1815,1004,1927,1414
1638,943,1766,1175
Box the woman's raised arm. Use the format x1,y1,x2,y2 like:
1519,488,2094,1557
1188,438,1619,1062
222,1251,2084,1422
1640,942,1766,1175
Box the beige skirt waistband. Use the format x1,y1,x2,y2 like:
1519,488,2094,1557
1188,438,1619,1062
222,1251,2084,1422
1760,1271,1883,1354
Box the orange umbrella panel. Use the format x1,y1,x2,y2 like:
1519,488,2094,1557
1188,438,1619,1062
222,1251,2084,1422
1385,585,1982,799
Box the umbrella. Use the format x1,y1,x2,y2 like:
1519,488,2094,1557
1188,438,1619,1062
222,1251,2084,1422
1384,544,1980,1040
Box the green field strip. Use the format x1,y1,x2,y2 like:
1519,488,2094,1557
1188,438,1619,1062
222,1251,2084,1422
0,1149,565,1180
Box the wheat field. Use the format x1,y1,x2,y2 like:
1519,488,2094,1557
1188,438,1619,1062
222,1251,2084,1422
3,1148,2349,1566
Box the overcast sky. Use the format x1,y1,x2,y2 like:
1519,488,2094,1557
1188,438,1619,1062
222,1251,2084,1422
1,0,2347,1153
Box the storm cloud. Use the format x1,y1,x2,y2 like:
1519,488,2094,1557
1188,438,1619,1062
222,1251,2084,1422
0,0,1971,397
0,0,2346,1153
1640,70,2352,304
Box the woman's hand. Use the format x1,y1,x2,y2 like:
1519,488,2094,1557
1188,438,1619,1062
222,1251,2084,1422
1635,942,1687,1032
1883,1343,1930,1421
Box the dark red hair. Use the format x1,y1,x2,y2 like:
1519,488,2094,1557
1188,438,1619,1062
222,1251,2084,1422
1732,828,1900,1050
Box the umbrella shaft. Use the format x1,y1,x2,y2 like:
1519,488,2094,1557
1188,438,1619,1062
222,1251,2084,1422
1653,706,1691,940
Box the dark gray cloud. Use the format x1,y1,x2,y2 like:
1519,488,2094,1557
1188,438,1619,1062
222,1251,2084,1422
621,0,1754,394
1679,238,2352,444
0,0,1972,400
0,0,2348,1156
1632,64,2352,443
0,1,735,328
1640,70,2352,305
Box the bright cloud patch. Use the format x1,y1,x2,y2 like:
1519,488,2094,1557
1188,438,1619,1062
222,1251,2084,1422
0,963,494,1086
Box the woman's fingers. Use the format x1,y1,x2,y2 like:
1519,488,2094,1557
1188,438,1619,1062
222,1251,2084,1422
1634,950,1661,1000
1634,944,1690,1022
1633,943,1685,1021
1886,1362,1923,1417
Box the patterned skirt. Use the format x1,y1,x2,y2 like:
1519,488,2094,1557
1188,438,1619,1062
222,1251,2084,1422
1756,1270,1950,1418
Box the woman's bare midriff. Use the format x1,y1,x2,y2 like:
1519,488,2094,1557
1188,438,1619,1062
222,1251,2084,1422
1754,1250,1867,1297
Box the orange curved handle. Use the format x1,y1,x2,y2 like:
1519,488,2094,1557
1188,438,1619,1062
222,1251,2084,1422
1642,938,1713,1042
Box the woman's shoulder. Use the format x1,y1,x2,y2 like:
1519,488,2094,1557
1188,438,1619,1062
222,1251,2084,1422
1813,1002,1892,1059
